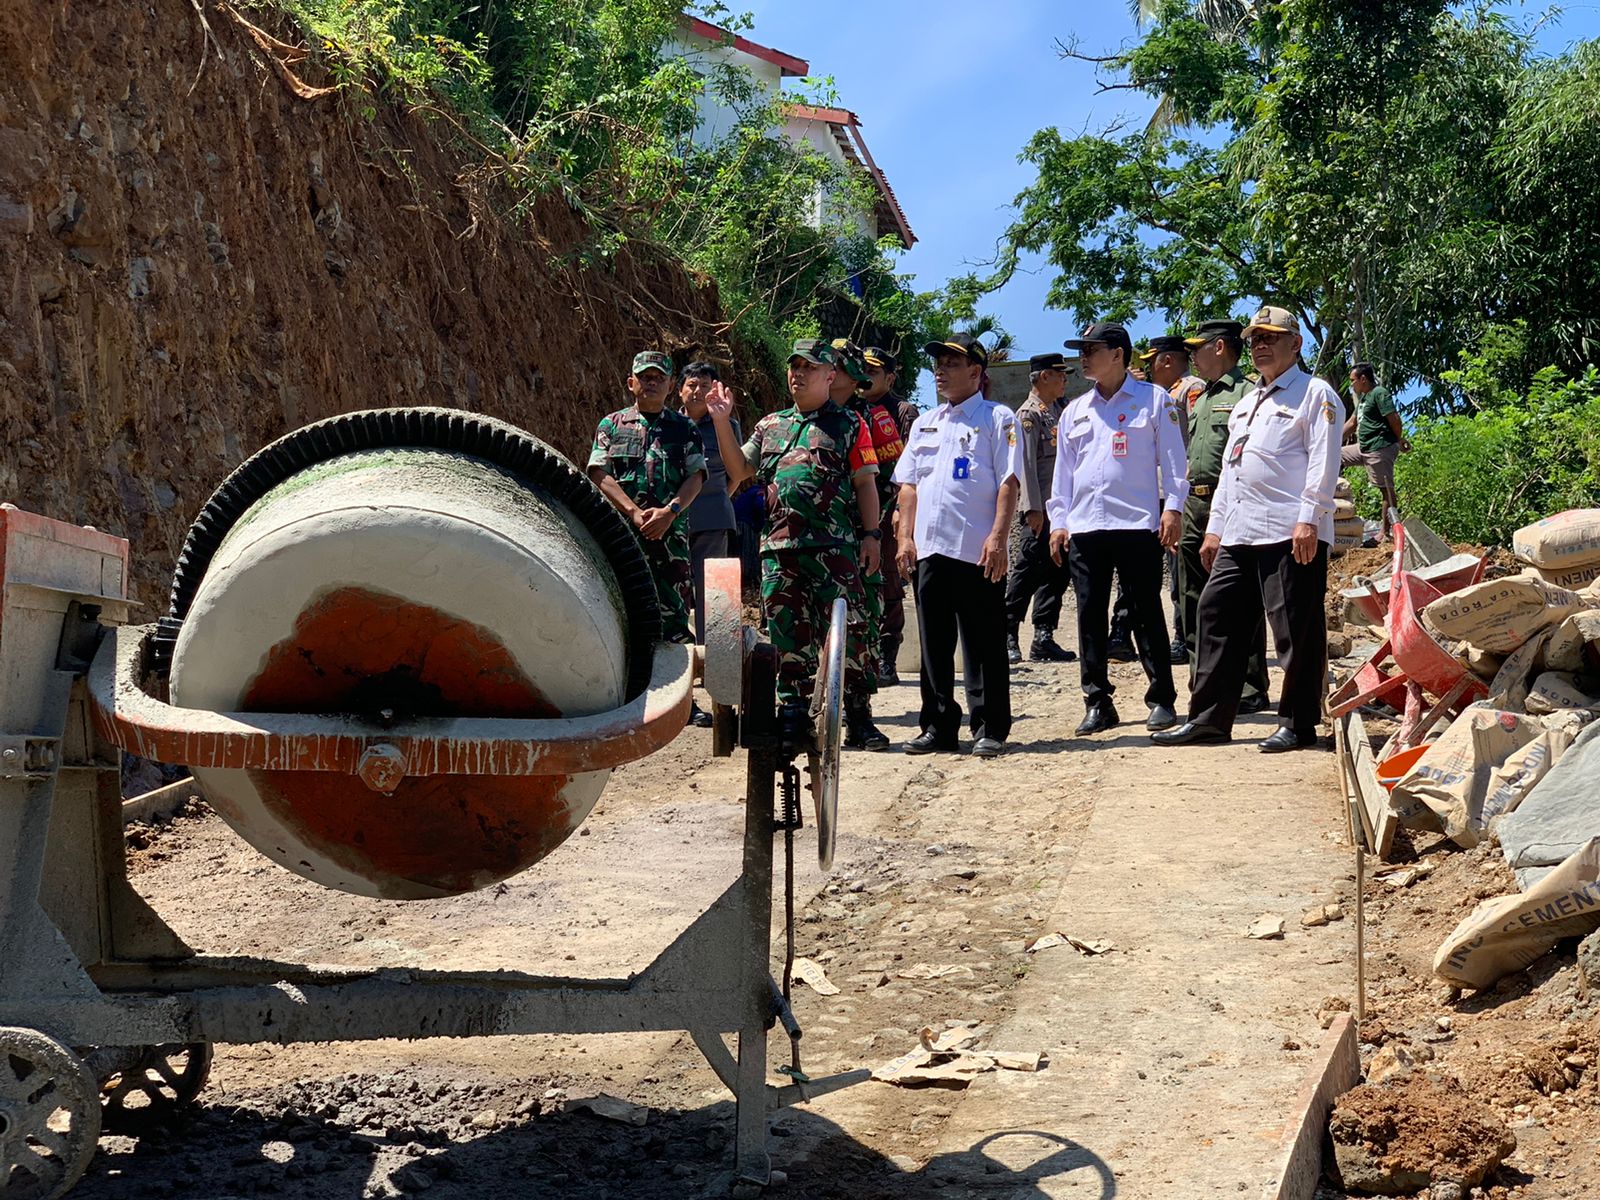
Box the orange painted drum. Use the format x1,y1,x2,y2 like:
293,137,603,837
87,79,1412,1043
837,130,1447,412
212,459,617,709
169,449,632,899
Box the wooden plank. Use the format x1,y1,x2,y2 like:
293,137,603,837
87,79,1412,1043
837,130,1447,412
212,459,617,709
1345,709,1397,859
1262,1013,1360,1200
122,778,205,826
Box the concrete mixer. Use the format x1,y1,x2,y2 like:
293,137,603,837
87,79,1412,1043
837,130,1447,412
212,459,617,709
0,409,859,1198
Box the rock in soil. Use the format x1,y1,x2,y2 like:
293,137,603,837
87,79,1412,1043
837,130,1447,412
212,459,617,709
1326,1075,1516,1195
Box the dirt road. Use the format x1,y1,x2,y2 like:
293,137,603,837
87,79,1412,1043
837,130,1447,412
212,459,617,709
82,607,1355,1199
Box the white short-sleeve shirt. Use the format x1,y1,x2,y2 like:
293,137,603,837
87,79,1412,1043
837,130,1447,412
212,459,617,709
892,393,1021,564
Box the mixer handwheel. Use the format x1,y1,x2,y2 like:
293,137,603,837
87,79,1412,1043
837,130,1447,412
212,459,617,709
94,1043,213,1131
0,1027,101,1200
807,597,846,872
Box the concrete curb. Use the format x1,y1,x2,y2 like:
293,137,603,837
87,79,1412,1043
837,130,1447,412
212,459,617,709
1263,1012,1360,1200
122,778,204,826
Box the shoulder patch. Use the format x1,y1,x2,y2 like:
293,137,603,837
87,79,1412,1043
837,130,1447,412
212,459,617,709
1322,398,1336,424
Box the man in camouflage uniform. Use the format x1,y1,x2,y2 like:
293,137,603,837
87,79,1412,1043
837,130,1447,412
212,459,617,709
587,351,706,644
1143,334,1205,663
1005,352,1076,665
828,338,903,747
860,346,913,685
1179,320,1269,712
705,341,882,724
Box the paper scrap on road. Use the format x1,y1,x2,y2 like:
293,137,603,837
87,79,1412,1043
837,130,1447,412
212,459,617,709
1247,915,1286,940
562,1094,649,1126
874,1031,1046,1088
792,956,839,995
1025,931,1116,955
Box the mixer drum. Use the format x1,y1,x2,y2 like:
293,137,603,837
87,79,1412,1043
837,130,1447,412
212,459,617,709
169,424,639,901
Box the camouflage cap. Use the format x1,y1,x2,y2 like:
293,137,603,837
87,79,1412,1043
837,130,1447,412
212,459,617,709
631,350,674,376
829,337,871,383
789,339,837,366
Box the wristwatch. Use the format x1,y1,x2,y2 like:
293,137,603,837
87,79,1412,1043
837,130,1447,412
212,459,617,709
668,499,683,516
862,529,882,540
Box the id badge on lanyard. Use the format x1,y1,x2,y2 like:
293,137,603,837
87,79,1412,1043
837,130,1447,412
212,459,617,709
952,431,973,480
1111,431,1129,458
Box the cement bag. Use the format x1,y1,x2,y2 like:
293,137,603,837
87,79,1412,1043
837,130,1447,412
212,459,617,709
1486,629,1553,711
1532,561,1600,591
1499,720,1600,883
1433,837,1600,989
1524,671,1600,715
1461,645,1506,681
1334,498,1357,519
1422,577,1587,654
1544,611,1600,673
1390,708,1572,847
1334,477,1353,500
1512,509,1600,570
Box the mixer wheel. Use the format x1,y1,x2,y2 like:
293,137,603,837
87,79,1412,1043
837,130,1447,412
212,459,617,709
92,1043,212,1131
0,1027,101,1200
807,597,846,873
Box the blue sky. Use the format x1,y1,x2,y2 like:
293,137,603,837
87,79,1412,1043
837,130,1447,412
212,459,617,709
735,1,1600,402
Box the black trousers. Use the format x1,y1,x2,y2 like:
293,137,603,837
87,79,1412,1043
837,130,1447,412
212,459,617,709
1069,529,1176,709
1004,520,1069,635
1190,540,1328,736
1179,496,1269,702
916,554,1012,741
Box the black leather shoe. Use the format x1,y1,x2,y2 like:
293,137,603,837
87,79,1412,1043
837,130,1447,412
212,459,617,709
1168,636,1189,665
1237,693,1272,715
1146,704,1178,731
1075,704,1120,736
1106,639,1137,664
1029,636,1077,663
905,729,958,755
1150,721,1231,746
971,737,1006,759
844,703,891,751
689,702,714,729
1006,633,1023,665
1259,727,1319,753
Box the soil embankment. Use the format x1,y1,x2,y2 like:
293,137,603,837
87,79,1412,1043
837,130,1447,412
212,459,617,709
0,0,733,605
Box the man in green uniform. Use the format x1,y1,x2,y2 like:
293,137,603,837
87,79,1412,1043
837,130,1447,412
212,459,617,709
1340,362,1408,541
1180,320,1269,711
860,346,912,685
705,340,882,725
588,351,706,644
827,338,901,748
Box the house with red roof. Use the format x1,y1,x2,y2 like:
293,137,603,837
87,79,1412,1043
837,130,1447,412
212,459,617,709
671,15,916,249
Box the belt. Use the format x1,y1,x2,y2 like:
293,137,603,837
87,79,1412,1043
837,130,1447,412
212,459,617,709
1189,484,1214,498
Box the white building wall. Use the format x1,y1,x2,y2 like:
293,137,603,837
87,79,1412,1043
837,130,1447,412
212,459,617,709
666,33,784,144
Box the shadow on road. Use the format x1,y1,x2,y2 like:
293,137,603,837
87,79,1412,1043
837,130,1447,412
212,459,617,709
76,1094,1116,1199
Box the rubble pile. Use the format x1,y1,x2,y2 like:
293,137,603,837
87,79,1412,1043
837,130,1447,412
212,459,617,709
1325,509,1600,1196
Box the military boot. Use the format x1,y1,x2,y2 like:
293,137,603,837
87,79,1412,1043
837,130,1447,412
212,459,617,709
844,699,890,751
1029,633,1077,663
878,637,901,687
1006,630,1023,664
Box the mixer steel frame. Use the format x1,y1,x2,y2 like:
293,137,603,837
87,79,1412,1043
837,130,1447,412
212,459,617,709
0,508,864,1194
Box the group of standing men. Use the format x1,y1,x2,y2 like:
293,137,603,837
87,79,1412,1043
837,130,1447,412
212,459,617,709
587,300,1346,761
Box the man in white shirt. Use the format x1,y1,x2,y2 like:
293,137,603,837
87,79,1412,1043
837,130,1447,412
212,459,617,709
1048,321,1188,736
893,334,1022,759
1153,306,1343,753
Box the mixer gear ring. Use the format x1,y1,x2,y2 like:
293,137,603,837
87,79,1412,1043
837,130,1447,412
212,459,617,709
0,1027,101,1200
89,1043,213,1132
154,408,663,697
807,597,846,872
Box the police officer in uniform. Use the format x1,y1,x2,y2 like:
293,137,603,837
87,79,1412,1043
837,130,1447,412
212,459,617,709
704,340,882,716
1005,352,1076,665
1048,322,1188,736
893,333,1022,759
1154,307,1341,752
860,346,912,684
1178,319,1270,712
588,351,705,643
